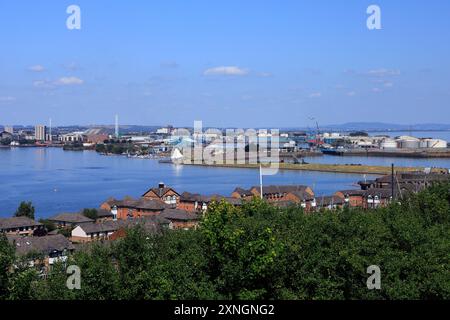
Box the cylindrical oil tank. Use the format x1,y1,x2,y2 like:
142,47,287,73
398,138,420,149
419,139,430,148
427,139,447,148
381,138,398,149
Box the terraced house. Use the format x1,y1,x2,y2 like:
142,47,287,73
179,192,242,213
0,217,43,236
7,234,74,272
142,182,180,208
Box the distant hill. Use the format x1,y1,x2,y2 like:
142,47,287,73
285,122,450,132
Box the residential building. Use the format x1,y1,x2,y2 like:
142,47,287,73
48,213,94,228
179,192,242,213
334,190,366,208
71,216,170,243
35,125,46,141
59,132,86,143
71,221,119,243
160,208,200,229
102,197,167,220
96,209,116,222
363,189,394,209
248,185,315,203
4,126,14,134
7,234,74,272
0,217,43,236
315,196,345,210
142,182,180,208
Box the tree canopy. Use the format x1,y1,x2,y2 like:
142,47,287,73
1,183,449,300
14,201,35,220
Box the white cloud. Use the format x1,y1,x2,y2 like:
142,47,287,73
347,91,356,97
64,62,82,71
257,72,273,78
28,65,45,72
309,92,322,98
33,80,54,88
365,68,400,77
203,66,248,76
33,76,84,89
55,77,84,86
0,96,16,102
372,87,382,93
160,61,179,68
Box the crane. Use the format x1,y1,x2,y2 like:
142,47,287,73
308,117,321,147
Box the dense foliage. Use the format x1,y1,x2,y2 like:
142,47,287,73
14,201,35,220
1,184,449,300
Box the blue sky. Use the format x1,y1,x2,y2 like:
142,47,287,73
0,0,450,128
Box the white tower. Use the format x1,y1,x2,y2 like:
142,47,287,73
48,118,52,142
115,114,119,138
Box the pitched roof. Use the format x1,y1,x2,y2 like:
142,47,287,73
363,188,395,199
96,209,114,218
180,192,242,206
335,190,366,197
375,173,450,184
180,192,205,202
7,234,74,256
161,209,200,221
288,190,315,201
251,185,311,195
48,213,94,224
317,196,345,206
0,217,42,230
76,216,170,235
110,197,167,211
142,186,180,198
76,221,119,234
232,187,253,197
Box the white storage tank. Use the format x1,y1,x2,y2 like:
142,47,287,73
381,138,398,149
397,136,420,149
427,139,447,148
419,139,430,148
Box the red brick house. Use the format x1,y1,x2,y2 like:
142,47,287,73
362,188,394,209
250,185,314,201
179,192,242,213
142,182,180,208
161,208,201,229
334,190,366,208
103,197,167,220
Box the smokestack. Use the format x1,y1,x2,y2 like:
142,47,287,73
115,114,119,138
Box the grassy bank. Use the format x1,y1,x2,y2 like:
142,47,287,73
182,161,447,175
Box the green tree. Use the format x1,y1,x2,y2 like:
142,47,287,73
82,208,98,220
14,201,35,220
0,234,15,299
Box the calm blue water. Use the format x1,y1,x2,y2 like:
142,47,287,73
1,146,449,219
0,147,375,218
